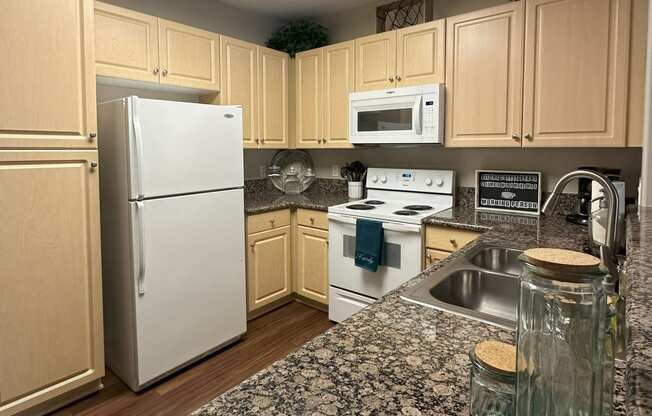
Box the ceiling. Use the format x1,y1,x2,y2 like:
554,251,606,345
218,0,378,19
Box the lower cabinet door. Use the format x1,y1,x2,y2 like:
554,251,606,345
424,248,451,269
247,226,292,312
296,226,329,304
0,150,103,414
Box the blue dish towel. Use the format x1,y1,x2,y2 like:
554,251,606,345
354,219,384,272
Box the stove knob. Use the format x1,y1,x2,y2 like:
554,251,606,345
372,175,379,183
425,178,433,186
380,176,387,184
435,178,444,187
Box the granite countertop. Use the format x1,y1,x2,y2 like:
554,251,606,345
193,204,642,415
244,179,350,215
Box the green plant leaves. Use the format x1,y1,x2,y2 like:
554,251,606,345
266,20,328,57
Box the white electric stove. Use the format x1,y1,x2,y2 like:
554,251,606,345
327,168,455,322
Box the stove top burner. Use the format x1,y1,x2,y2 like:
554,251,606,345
364,200,385,205
403,205,433,211
394,210,419,216
347,204,375,210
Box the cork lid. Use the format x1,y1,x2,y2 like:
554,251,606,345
472,340,516,376
519,248,602,276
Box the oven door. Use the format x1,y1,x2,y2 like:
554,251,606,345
349,94,423,144
328,213,422,299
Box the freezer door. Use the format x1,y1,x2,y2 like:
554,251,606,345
130,97,243,199
130,189,246,386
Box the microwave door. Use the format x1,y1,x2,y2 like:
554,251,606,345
351,96,419,144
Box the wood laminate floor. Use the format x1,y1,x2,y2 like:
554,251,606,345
52,301,334,416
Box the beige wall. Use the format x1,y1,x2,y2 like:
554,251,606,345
316,0,509,43
100,0,284,45
245,148,642,196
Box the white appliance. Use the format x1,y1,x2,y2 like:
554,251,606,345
349,84,445,145
328,168,455,322
97,97,246,391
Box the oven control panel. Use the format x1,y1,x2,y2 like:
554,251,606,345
367,168,455,195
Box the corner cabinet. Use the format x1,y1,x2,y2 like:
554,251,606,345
95,2,220,91
521,0,631,147
296,41,355,149
0,151,104,415
0,0,97,149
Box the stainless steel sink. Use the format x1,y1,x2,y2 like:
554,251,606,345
402,244,523,329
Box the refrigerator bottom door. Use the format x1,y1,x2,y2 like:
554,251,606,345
130,189,246,387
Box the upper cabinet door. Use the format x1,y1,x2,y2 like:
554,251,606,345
94,2,159,83
295,49,323,148
221,36,258,148
522,0,631,147
323,41,355,148
158,19,220,91
445,3,525,147
258,47,289,149
355,31,397,91
0,0,97,149
396,20,446,87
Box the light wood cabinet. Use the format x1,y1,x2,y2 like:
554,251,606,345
396,20,446,87
295,226,329,304
246,226,292,312
0,150,104,415
323,41,355,148
445,2,525,147
425,248,451,268
521,0,631,147
355,31,397,91
424,225,481,269
158,19,220,91
94,2,220,92
220,36,259,148
95,2,159,83
296,41,355,149
295,49,323,148
259,47,289,148
0,0,97,149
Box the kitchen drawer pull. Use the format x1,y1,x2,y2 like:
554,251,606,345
449,238,457,246
270,219,275,227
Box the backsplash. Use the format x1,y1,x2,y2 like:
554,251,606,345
245,178,348,197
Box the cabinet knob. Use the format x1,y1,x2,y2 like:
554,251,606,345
512,134,520,141
396,75,402,81
270,219,275,227
310,217,315,225
89,132,97,141
90,161,98,171
153,68,160,75
250,243,255,251
525,134,533,141
389,77,394,82
426,254,433,262
255,138,260,144
449,238,457,246
162,69,168,76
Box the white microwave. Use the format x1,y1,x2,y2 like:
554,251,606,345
349,84,445,145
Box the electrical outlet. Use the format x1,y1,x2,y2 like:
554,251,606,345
332,165,340,178
259,165,266,178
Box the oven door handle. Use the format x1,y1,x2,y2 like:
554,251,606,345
328,213,421,233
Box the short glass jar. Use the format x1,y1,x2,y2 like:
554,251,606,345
469,340,516,416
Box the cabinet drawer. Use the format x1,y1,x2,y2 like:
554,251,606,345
296,208,328,230
424,248,451,268
247,209,291,234
425,226,481,252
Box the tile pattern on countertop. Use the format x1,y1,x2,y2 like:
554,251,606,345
244,178,349,215
193,209,633,415
624,206,652,416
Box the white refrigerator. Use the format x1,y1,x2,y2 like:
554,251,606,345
97,97,246,391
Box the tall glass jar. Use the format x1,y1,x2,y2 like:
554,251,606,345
515,248,608,416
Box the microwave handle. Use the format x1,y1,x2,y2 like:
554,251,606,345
414,96,423,135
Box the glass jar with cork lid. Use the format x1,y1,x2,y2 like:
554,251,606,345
469,340,517,416
515,248,608,416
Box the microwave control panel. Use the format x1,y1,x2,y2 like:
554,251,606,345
421,85,444,142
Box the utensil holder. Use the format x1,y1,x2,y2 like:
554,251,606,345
348,181,363,200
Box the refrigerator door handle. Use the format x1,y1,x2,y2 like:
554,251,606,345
132,98,145,200
135,201,147,295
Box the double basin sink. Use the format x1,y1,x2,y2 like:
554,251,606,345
401,244,523,329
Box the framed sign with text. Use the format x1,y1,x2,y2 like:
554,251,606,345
475,170,542,216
